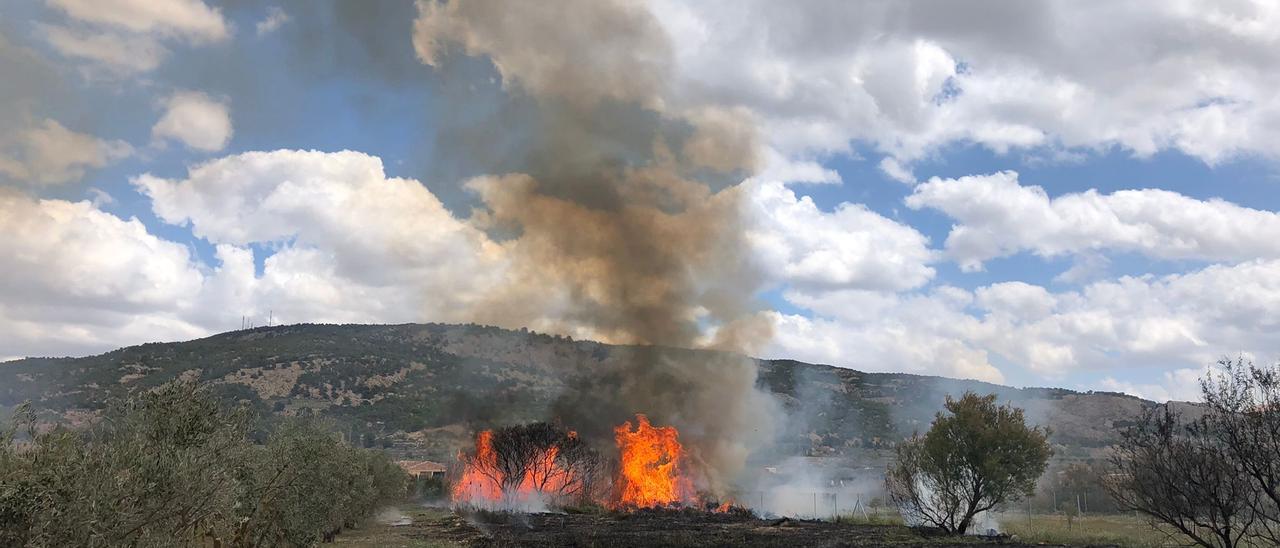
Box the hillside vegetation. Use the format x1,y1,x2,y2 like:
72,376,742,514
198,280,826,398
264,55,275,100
0,323,1194,461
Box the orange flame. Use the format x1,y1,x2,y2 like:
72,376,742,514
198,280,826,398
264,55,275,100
452,430,502,503
452,429,579,507
614,414,691,508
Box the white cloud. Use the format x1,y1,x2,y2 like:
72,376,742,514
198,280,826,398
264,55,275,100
878,157,915,185
39,24,166,73
41,0,229,74
152,91,233,152
0,189,206,358
769,259,1280,386
87,187,114,206
0,118,132,185
1099,366,1215,402
255,6,290,36
46,0,229,43
648,0,1280,165
134,149,507,327
746,176,935,292
906,171,1280,271
0,149,518,358
766,287,1005,384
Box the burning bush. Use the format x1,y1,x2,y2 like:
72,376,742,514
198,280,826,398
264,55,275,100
451,414,747,513
452,422,604,509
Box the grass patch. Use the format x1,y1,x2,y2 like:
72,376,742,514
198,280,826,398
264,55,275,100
832,510,906,527
998,513,1180,547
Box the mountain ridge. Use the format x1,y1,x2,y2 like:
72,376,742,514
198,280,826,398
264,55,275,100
0,322,1192,462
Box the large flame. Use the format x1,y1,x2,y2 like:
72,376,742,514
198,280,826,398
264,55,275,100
451,429,578,508
452,430,502,503
613,414,691,508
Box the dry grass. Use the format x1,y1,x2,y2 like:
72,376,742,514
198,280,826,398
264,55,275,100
334,506,467,548
997,513,1181,547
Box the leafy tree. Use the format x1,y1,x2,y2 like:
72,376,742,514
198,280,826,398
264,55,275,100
886,392,1051,534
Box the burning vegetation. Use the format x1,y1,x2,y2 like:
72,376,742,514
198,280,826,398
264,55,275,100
613,414,692,508
451,423,604,510
452,414,734,512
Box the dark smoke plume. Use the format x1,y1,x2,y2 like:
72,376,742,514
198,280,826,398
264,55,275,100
413,0,779,494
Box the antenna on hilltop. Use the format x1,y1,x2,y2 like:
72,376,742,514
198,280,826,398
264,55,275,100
269,310,273,327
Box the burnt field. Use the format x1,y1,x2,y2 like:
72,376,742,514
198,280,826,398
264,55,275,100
350,506,1102,548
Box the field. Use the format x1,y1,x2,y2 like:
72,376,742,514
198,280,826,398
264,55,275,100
335,505,1162,547
996,513,1178,547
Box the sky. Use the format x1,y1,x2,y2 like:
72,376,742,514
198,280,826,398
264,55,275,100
3,0,1280,402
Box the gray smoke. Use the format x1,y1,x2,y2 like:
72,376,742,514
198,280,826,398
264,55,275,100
413,0,779,495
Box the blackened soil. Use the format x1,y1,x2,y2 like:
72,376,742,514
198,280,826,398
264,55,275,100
411,508,1109,547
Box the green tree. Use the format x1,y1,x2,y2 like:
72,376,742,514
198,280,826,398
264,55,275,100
1,381,408,547
0,382,250,547
886,392,1051,534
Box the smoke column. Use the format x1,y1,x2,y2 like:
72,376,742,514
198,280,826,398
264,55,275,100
413,0,780,494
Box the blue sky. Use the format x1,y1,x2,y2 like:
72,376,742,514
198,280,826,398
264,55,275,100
4,0,1280,402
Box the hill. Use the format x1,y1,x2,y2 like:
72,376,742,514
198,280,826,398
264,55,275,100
0,323,1191,462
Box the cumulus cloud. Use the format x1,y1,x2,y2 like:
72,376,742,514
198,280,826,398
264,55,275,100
648,0,1280,165
746,177,935,292
0,188,205,358
0,118,132,185
0,149,520,358
134,149,506,325
766,287,1005,384
906,171,1280,271
152,91,233,151
41,0,229,74
768,260,1280,388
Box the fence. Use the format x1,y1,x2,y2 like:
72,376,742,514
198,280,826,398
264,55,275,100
725,489,888,520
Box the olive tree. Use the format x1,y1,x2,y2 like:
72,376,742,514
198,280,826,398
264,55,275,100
886,392,1051,534
1,382,407,547
0,382,250,547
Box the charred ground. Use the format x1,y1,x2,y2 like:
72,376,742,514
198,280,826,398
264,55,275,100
341,505,1090,548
